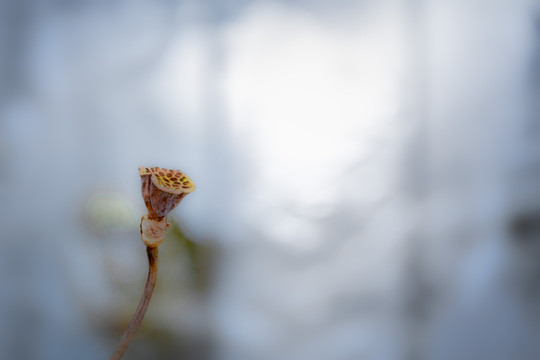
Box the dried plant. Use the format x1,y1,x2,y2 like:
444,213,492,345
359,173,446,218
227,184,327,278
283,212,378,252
110,166,195,360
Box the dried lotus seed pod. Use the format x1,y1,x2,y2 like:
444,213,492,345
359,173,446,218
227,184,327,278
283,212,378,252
138,166,195,221
138,166,195,247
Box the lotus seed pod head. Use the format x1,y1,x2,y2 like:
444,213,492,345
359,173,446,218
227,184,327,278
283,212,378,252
138,166,195,220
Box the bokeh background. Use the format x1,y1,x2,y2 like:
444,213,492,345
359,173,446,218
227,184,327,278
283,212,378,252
1,0,540,359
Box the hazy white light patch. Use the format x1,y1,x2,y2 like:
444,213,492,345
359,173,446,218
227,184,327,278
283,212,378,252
244,198,323,251
151,28,210,125
222,3,407,248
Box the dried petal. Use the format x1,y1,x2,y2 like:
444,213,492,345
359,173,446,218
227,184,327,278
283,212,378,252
140,215,169,247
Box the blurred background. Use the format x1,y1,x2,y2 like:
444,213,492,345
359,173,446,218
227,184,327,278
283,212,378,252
1,0,540,359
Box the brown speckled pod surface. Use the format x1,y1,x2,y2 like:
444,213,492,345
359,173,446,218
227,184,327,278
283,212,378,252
138,166,195,221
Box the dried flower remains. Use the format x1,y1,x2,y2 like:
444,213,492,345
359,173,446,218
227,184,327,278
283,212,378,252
138,166,195,247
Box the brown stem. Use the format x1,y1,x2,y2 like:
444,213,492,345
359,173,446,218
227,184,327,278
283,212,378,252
110,246,159,360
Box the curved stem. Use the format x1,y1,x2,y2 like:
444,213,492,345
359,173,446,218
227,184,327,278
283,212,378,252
110,246,159,360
